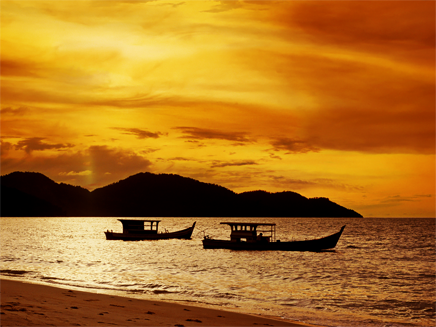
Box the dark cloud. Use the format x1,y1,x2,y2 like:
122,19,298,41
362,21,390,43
175,127,253,143
270,137,319,154
15,137,74,154
210,160,258,168
268,153,282,160
168,157,197,162
91,93,177,109
415,194,433,198
113,127,163,139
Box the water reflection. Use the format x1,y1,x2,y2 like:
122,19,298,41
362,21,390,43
0,217,434,327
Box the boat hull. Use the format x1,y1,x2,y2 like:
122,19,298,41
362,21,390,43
202,225,345,251
105,222,196,241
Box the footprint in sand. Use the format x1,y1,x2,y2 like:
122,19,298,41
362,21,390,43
2,304,27,312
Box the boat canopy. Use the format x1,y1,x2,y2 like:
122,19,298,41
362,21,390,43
118,219,161,234
220,222,276,242
220,222,276,227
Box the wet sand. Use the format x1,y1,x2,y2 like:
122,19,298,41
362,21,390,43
1,279,318,326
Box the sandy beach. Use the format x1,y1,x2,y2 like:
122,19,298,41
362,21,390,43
1,279,317,326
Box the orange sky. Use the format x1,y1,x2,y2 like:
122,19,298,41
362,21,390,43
1,0,435,217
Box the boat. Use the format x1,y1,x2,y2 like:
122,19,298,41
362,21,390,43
105,219,196,241
202,222,345,251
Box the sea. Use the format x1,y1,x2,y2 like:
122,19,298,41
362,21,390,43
0,217,434,327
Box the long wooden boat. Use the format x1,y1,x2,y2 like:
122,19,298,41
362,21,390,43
105,220,196,241
202,222,345,251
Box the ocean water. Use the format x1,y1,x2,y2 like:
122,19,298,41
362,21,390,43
0,217,434,327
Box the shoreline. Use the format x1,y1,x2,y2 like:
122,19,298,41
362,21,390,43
0,279,319,326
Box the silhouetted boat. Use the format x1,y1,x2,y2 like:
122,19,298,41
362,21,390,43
202,222,345,251
105,219,196,241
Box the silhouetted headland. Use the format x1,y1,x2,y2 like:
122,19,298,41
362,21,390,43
1,171,363,217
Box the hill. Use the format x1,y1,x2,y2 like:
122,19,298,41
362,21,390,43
1,172,92,216
0,171,363,217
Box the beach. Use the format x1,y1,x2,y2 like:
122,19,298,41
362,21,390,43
0,279,316,326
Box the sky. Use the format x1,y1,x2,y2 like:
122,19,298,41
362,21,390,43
1,0,435,218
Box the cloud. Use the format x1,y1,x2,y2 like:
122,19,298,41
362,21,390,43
270,137,319,154
112,127,163,139
1,145,153,190
88,145,152,183
240,48,435,154
15,137,74,154
0,59,41,77
202,1,242,13
381,194,433,204
269,176,318,190
0,106,28,116
37,0,155,27
0,140,14,156
301,73,435,154
202,0,269,14
415,194,433,198
175,127,253,143
58,170,92,176
210,160,258,168
277,1,435,62
167,157,198,162
159,2,185,8
268,175,363,192
222,2,435,155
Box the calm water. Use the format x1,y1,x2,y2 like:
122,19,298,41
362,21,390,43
0,217,434,327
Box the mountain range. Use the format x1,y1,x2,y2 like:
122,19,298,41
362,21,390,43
0,171,362,217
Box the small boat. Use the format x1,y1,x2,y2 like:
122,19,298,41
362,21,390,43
105,219,196,241
202,222,345,251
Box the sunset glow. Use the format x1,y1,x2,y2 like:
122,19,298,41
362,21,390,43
1,0,435,217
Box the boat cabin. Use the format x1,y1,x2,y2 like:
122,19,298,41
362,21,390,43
220,222,276,243
118,219,160,234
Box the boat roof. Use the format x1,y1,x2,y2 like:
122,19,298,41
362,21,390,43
118,219,161,223
220,222,276,227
